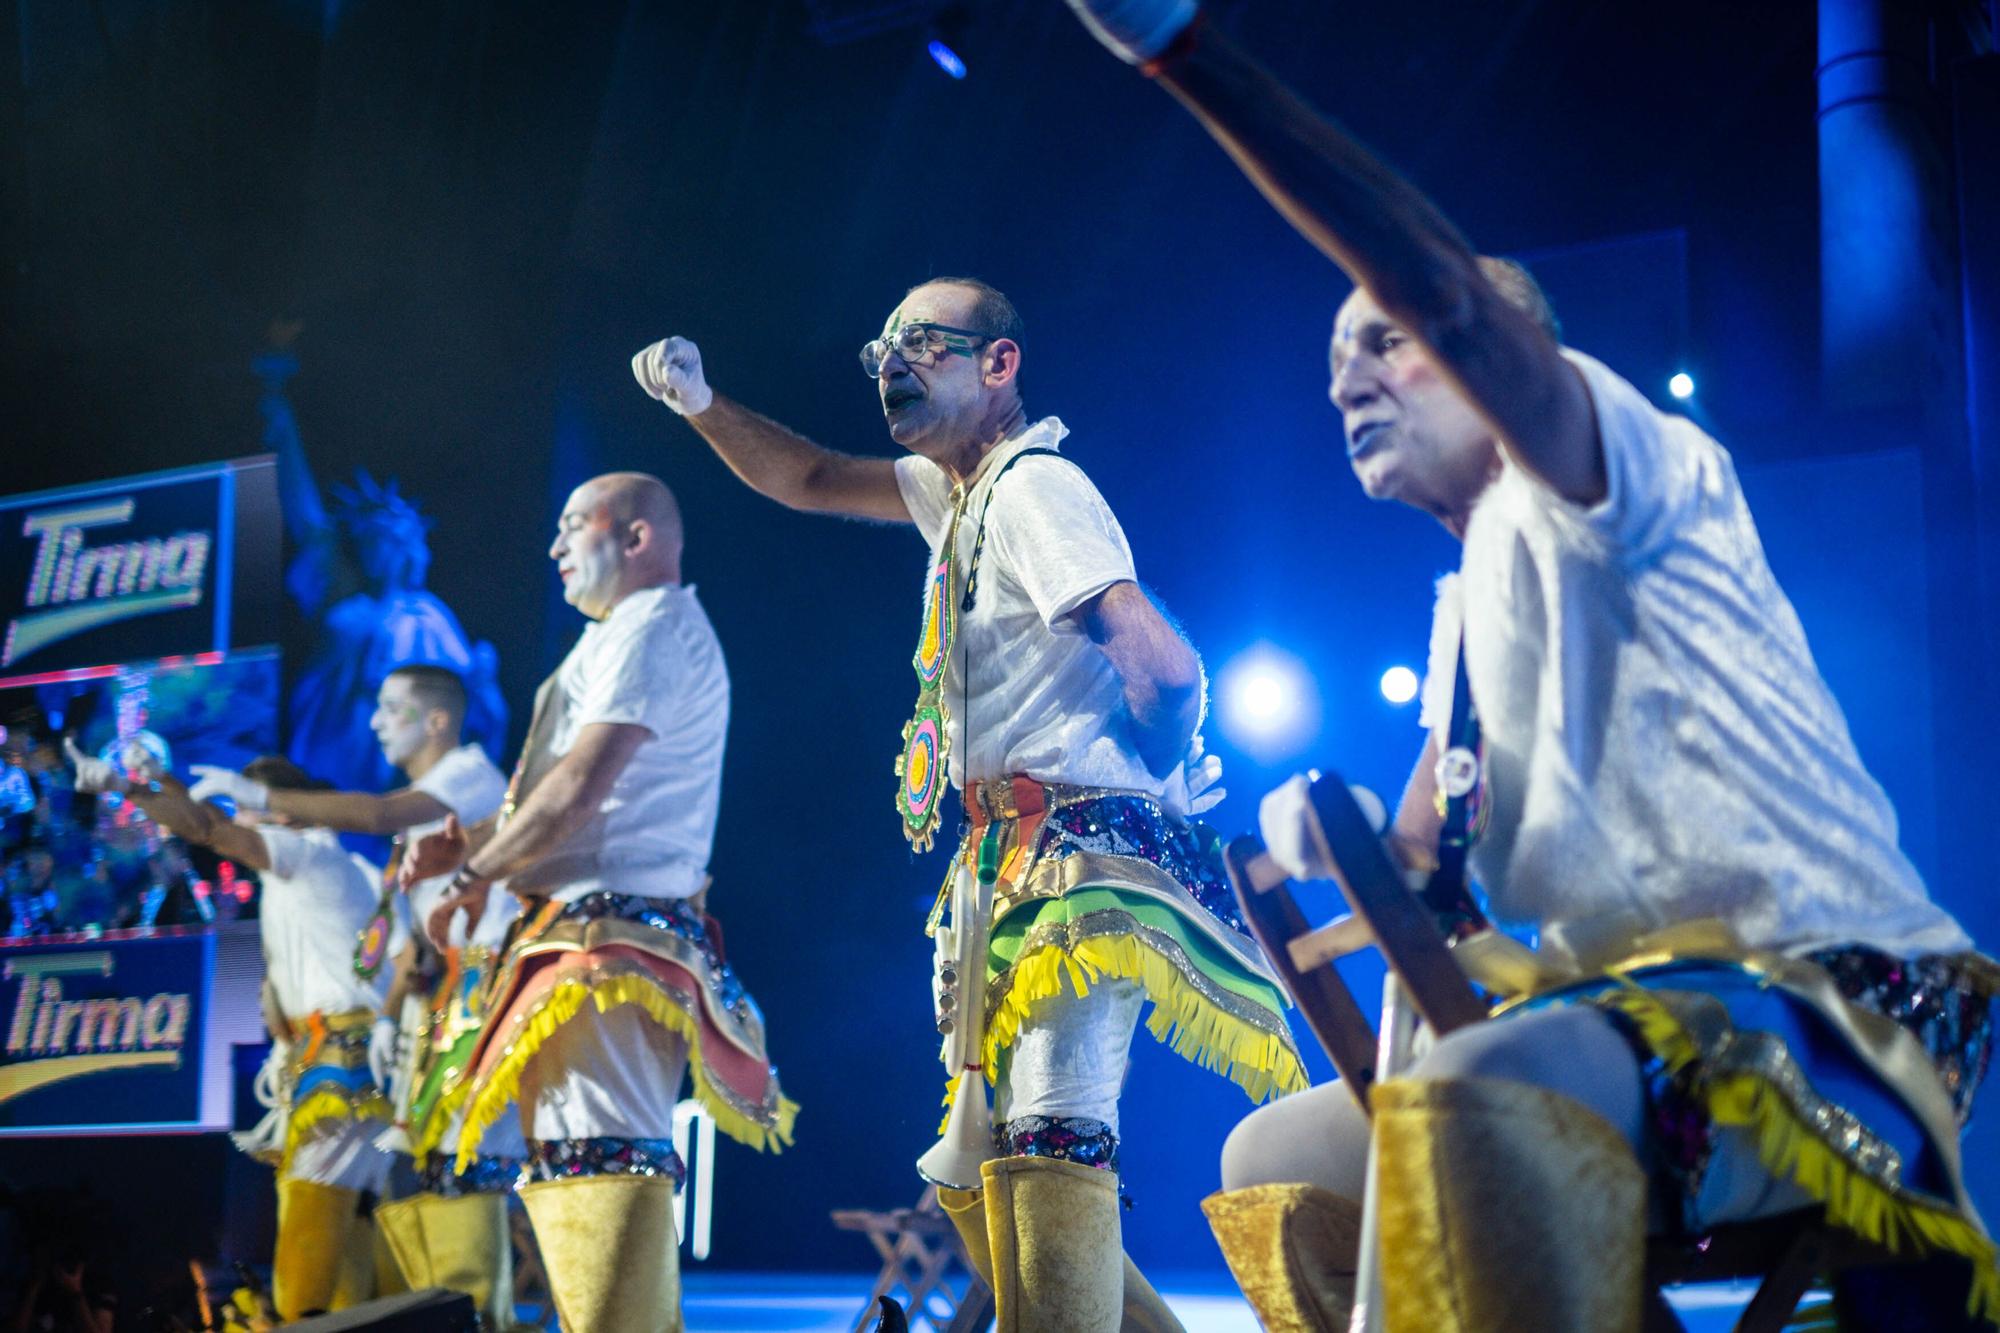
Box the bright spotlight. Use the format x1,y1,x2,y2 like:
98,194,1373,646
1216,644,1321,762
1379,665,1419,705
927,39,967,79
1668,371,1695,400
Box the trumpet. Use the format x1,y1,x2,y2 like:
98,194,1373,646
916,834,1000,1189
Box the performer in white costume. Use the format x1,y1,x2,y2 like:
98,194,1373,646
410,471,793,1333
1060,4,1999,1330
633,278,1305,1332
68,746,393,1321
190,666,518,1323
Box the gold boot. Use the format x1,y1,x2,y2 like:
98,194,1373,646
981,1157,1124,1333
329,1213,379,1308
519,1173,681,1333
373,1195,433,1290
1372,1077,1646,1333
271,1177,361,1320
418,1192,517,1328
372,1210,412,1297
949,1180,1184,1332
940,1185,997,1289
1200,1183,1361,1332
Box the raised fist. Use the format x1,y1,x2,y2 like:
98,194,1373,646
631,336,715,417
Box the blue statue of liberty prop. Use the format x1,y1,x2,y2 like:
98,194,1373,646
256,343,508,796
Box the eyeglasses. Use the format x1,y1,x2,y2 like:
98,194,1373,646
859,322,994,378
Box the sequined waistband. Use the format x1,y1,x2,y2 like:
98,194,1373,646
966,776,1125,829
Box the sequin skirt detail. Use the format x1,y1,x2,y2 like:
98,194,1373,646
943,783,1304,1109
453,891,796,1172
995,1115,1119,1171
1546,955,1999,1324
416,1153,521,1197
523,1136,686,1188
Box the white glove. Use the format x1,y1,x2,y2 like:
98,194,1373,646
63,738,127,795
631,336,714,417
1258,775,1391,881
187,765,270,812
1062,0,1199,65
1183,735,1226,816
367,1015,403,1092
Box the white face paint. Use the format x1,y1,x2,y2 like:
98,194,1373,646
371,676,430,768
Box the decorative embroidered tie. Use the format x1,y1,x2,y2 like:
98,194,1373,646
895,488,971,851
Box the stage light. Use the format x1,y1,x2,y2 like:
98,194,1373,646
1379,665,1419,705
1669,371,1695,400
1216,644,1321,762
927,38,966,78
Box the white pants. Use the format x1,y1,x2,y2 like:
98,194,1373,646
1220,1004,1813,1230
994,977,1146,1134
287,1117,393,1192
517,1001,690,1142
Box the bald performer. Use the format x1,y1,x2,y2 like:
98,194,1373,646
415,472,795,1332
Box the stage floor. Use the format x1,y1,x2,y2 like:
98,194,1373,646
666,1271,1773,1331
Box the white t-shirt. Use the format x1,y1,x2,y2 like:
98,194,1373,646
258,825,387,1019
894,417,1161,795
1422,349,1969,965
405,743,511,949
503,583,728,902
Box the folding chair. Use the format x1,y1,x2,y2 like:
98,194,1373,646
1222,770,1902,1333
832,1184,994,1332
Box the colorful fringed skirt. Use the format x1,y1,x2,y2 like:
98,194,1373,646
1515,946,1998,1322
280,1007,393,1178
453,891,797,1172
398,943,520,1181
952,777,1306,1109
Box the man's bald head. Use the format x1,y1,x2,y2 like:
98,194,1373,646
550,471,684,618
590,472,684,567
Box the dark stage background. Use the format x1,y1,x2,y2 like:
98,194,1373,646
4,0,1998,1282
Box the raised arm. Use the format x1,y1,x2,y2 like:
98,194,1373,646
189,765,449,837
1076,581,1204,778
1065,4,1603,504
631,337,911,523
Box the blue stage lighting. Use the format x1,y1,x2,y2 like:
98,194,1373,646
1669,371,1695,400
1217,644,1321,762
928,39,967,79
1379,665,1419,705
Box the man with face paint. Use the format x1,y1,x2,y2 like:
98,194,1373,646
189,668,519,1321
1058,5,1999,1331
409,471,793,1333
631,279,1305,1331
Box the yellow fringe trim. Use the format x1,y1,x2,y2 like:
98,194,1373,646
280,1086,391,1172
454,971,799,1173
1599,986,2000,1325
974,932,1307,1108
407,1071,476,1170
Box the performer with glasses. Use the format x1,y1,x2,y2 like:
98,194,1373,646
1058,3,1999,1330
632,277,1306,1331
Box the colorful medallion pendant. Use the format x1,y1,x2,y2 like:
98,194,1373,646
897,700,947,851
353,893,394,980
